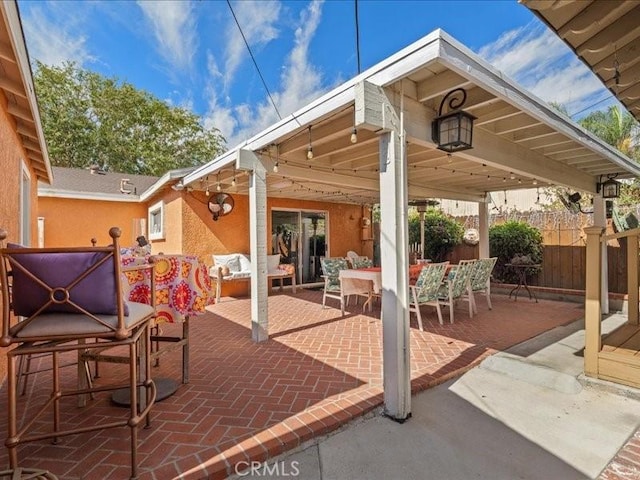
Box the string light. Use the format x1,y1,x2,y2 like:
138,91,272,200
205,176,209,196
307,125,314,160
232,169,237,187
274,145,279,173
447,153,453,163
509,172,516,180
216,172,221,192
532,179,538,185
350,127,358,144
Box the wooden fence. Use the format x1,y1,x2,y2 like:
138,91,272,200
446,209,631,294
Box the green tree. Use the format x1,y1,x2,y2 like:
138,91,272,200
34,61,225,176
411,209,463,262
579,106,638,157
489,221,543,282
579,106,640,205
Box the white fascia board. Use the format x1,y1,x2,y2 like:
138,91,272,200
435,31,640,178
139,166,194,201
38,188,141,203
3,1,53,183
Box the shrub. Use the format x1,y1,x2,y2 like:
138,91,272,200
489,221,543,282
409,209,463,262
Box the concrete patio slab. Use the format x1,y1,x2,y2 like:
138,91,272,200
264,314,640,480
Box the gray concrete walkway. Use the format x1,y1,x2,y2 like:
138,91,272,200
247,313,640,480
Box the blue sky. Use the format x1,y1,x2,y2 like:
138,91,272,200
18,0,615,150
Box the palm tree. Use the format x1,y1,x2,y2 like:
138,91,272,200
579,105,638,158
579,106,640,205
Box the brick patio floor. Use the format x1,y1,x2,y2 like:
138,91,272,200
0,290,585,479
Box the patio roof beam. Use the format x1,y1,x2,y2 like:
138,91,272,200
276,163,482,202
460,128,597,193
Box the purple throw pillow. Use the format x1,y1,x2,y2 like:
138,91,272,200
8,244,127,317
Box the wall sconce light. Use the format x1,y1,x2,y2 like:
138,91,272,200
597,174,621,199
431,88,476,153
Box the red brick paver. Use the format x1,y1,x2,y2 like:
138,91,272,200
0,290,583,479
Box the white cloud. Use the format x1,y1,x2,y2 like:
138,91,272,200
207,0,326,148
223,0,281,91
21,6,93,67
138,0,197,72
478,22,608,118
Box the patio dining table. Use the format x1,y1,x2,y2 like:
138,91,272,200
114,254,213,404
339,265,426,310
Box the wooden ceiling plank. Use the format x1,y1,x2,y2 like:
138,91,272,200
604,61,640,89
278,113,354,156
512,125,557,142
0,76,26,98
592,36,640,76
7,102,33,123
15,121,38,139
415,70,470,102
490,115,543,135
576,5,640,56
558,0,628,39
473,104,521,126
524,135,572,150
0,41,15,63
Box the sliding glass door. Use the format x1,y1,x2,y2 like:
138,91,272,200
272,209,327,285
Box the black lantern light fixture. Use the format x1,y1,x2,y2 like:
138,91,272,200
432,88,476,153
597,174,621,199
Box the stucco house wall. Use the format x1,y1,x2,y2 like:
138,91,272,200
169,190,372,298
0,100,27,243
38,197,148,247
0,2,53,382
37,172,372,300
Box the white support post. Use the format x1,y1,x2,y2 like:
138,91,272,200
478,195,490,258
239,150,269,342
593,195,609,314
419,211,425,260
379,131,411,421
356,80,411,420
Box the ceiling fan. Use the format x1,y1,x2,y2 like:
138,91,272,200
208,193,235,221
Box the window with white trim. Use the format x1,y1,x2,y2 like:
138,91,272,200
148,201,165,240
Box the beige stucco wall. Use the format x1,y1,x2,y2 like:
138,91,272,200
35,184,372,300
174,190,372,298
0,93,43,381
38,197,148,247
148,189,183,254
0,96,33,244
